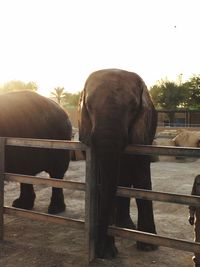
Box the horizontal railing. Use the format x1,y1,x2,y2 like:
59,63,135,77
0,137,200,263
4,173,200,207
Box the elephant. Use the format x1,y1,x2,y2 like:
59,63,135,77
78,69,158,258
0,90,72,214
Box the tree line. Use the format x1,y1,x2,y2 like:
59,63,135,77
50,87,80,108
0,81,80,107
1,74,200,110
150,74,200,110
0,80,38,93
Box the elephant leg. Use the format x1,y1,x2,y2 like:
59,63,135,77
115,155,136,229
116,194,136,229
48,187,66,214
133,156,158,251
136,198,158,251
48,170,66,214
12,183,36,210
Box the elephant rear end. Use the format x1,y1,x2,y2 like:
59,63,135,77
0,91,72,213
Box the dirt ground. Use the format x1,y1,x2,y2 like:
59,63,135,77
0,157,199,267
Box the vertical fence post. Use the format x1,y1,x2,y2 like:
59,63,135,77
0,137,5,241
85,147,97,263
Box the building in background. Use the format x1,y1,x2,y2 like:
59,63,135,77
157,110,200,128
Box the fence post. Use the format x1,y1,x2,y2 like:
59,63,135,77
85,147,97,263
0,137,5,241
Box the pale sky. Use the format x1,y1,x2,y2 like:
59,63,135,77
0,0,199,96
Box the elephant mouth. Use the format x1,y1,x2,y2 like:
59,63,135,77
91,125,128,148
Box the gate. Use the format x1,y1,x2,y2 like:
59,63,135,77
0,137,200,263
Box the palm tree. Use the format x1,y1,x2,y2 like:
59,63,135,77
51,87,65,104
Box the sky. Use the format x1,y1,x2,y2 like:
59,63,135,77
0,0,199,96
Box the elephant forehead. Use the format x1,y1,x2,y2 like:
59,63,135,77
84,69,145,110
85,80,142,107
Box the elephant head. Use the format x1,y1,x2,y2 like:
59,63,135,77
78,69,157,258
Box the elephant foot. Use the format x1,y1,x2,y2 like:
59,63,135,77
116,215,136,230
137,241,159,251
48,202,66,214
48,189,66,214
96,236,118,259
12,197,35,210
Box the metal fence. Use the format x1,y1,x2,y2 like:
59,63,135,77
157,122,200,128
1,137,200,263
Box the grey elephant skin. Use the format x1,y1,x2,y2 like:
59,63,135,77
78,69,158,258
1,91,72,214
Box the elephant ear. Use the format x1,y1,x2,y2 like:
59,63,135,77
78,89,92,145
129,84,157,145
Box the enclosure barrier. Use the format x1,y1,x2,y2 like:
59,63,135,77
0,137,200,263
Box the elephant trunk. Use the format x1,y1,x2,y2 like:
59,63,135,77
91,127,127,247
91,123,127,155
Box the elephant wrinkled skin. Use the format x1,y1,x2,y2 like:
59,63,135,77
78,69,158,258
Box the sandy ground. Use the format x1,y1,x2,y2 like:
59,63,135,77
0,158,199,267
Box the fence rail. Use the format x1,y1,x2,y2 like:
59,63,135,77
5,173,86,191
6,137,86,150
4,173,200,207
0,137,200,263
108,226,200,254
157,123,200,128
4,206,84,229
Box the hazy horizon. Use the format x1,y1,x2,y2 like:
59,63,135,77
0,0,199,96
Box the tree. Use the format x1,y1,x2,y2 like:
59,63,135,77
182,75,200,109
149,79,188,124
62,92,80,107
150,79,186,109
25,81,38,91
50,87,65,104
150,75,200,110
50,87,80,107
0,80,38,93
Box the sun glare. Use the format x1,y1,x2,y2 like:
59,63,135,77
0,0,199,95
